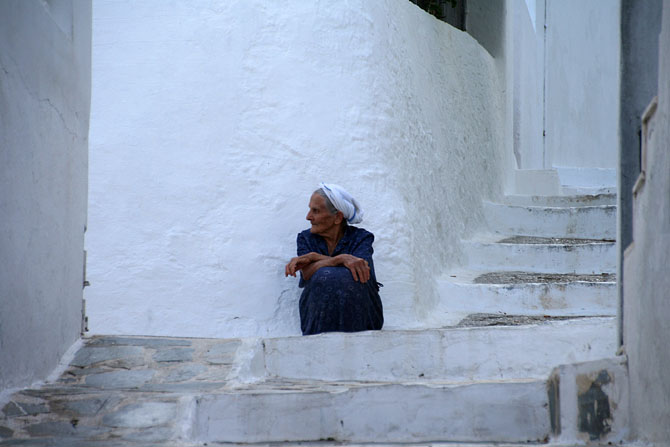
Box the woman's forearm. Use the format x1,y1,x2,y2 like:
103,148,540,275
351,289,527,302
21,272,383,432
300,254,369,282
300,256,339,281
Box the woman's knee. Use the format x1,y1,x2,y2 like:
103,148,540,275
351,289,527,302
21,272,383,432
311,266,370,293
312,266,363,285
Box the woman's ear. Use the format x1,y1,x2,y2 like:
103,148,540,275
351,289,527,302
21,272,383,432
335,211,345,224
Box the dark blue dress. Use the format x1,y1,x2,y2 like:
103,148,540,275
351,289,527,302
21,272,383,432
297,225,383,335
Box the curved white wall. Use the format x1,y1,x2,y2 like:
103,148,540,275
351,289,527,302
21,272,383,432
87,0,504,338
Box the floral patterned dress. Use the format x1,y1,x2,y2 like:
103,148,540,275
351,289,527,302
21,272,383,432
296,225,383,335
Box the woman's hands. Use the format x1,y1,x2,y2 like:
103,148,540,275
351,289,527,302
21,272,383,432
285,252,370,283
336,254,370,283
285,252,320,277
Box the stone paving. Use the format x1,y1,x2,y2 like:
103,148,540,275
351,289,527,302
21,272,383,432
0,333,614,446
0,335,242,446
455,313,583,327
0,336,576,447
473,271,615,284
0,334,564,447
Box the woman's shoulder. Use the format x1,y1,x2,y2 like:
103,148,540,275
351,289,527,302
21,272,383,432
297,229,317,245
298,228,312,238
346,225,374,240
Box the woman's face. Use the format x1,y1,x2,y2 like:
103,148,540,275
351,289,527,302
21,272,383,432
306,193,340,236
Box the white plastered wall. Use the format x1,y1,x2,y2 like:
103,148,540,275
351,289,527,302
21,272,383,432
87,0,505,338
504,0,621,194
512,0,544,170
0,0,91,390
623,0,670,441
544,0,621,170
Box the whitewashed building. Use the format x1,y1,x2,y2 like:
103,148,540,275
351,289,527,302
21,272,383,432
1,0,668,444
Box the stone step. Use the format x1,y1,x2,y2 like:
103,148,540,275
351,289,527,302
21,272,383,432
555,167,616,192
483,202,616,239
250,318,618,384
463,234,616,274
0,335,570,445
560,185,616,196
192,379,550,444
502,193,616,208
436,270,616,317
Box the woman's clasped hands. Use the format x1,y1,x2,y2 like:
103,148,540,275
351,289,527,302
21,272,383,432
284,252,370,283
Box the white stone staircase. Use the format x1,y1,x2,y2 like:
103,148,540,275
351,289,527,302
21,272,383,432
435,192,617,321
0,192,619,445
193,191,618,444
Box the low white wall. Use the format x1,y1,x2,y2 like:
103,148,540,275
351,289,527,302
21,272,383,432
87,0,504,338
0,0,91,390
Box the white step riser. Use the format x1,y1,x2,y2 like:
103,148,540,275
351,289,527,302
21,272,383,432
193,381,550,443
256,318,617,383
503,194,616,208
555,167,616,189
484,202,616,239
436,281,616,317
463,241,616,273
560,186,616,196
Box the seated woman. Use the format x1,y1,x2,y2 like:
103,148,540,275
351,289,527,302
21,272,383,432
285,183,383,335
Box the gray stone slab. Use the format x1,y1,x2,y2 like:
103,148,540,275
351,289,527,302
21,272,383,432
0,425,14,438
85,370,155,389
71,346,145,367
121,426,175,442
152,347,194,363
498,235,615,244
107,357,147,369
86,336,192,348
0,440,52,446
19,402,49,416
25,439,127,447
163,363,207,382
20,387,91,397
25,421,77,436
1,441,117,447
102,402,176,428
204,341,240,364
63,396,109,416
140,382,227,393
63,366,106,376
458,313,580,327
473,271,616,284
2,401,24,417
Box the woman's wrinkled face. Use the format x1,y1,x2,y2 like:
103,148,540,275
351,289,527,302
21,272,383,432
306,193,339,236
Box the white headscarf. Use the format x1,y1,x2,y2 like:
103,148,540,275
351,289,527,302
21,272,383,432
319,182,364,224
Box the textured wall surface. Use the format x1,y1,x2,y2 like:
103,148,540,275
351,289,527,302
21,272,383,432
511,0,544,169
87,0,504,338
617,0,663,332
0,0,91,390
544,0,621,169
623,0,670,442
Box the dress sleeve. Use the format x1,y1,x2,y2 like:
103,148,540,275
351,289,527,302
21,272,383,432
348,230,374,262
349,230,381,290
296,231,311,256
296,232,311,288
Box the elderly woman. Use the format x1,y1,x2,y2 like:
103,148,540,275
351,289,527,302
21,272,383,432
285,183,383,335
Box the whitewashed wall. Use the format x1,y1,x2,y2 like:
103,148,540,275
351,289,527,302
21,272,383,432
0,0,90,390
544,0,621,169
623,0,670,441
87,0,504,338
511,0,544,169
